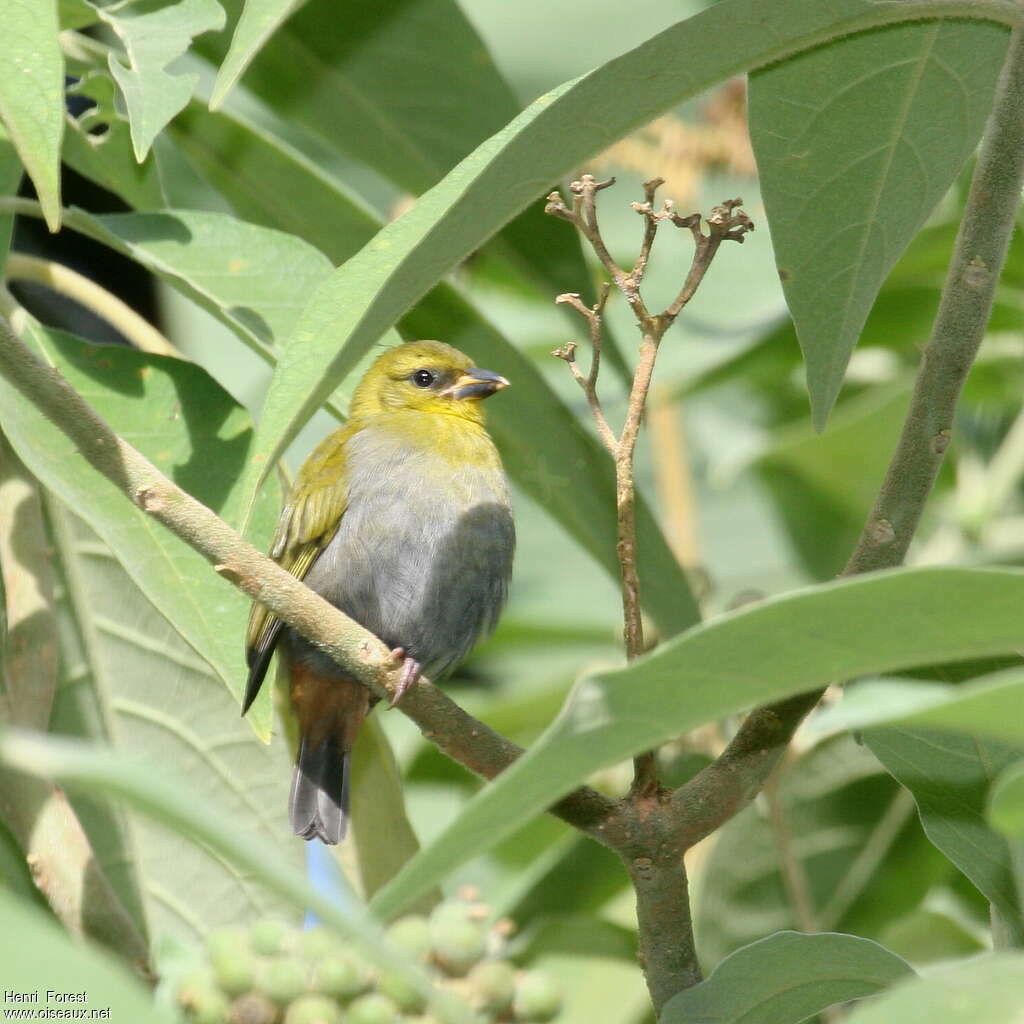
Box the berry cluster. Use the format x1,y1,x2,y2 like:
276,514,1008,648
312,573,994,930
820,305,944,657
174,892,561,1024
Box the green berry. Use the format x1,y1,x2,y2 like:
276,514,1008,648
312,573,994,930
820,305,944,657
250,918,293,956
386,915,432,960
466,960,516,1014
206,926,251,960
428,901,472,931
283,993,343,1024
513,971,561,1022
177,969,229,1024
210,948,256,998
377,969,426,1014
346,993,400,1024
227,992,277,1024
299,925,338,960
430,917,487,977
260,958,309,1005
311,953,370,1001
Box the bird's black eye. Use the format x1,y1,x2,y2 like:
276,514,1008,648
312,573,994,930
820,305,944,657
411,368,435,389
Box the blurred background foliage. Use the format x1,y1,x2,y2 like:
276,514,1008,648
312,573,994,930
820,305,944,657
2,0,1024,1022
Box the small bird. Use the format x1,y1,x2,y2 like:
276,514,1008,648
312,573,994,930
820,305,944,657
244,340,514,844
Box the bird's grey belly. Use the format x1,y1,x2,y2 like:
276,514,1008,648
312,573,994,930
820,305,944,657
296,456,513,680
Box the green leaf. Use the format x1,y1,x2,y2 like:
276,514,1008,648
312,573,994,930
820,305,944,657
349,716,427,905
98,0,226,161
45,499,301,944
0,888,176,1023
202,0,519,193
49,206,334,388
661,931,913,1024
0,0,63,230
748,21,1008,428
239,0,1018,510
369,566,1024,918
0,325,281,733
0,728,475,1024
163,109,700,633
756,384,910,579
62,72,167,210
196,0,598,339
59,0,97,29
988,760,1024,838
845,953,1024,1024
210,0,307,108
0,124,23,279
696,736,942,965
866,727,1024,943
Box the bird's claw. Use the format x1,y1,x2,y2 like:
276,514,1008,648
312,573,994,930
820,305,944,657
388,648,422,706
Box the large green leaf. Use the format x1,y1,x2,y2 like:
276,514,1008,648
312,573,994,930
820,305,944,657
0,0,63,229
239,0,1017,510
866,727,1024,942
748,22,1008,428
195,0,601,359
846,953,1024,1024
70,208,334,372
0,325,280,733
369,566,1024,917
988,760,1024,838
662,931,913,1024
201,0,519,193
98,0,226,162
210,0,307,108
756,385,910,579
696,736,942,965
0,124,23,279
45,499,301,946
0,888,175,1022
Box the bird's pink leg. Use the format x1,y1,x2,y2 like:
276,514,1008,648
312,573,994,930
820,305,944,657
388,647,422,706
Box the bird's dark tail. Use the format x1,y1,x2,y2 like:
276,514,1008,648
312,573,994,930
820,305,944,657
289,735,350,845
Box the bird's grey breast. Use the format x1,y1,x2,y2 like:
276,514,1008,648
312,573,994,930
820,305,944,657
303,419,514,677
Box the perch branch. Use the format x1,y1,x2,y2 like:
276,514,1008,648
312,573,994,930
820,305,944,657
0,313,619,841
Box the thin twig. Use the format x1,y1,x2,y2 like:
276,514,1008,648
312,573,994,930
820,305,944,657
5,253,178,357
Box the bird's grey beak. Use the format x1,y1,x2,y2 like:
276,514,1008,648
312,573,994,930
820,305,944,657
448,367,510,400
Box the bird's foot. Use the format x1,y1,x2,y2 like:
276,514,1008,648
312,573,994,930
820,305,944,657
388,648,422,706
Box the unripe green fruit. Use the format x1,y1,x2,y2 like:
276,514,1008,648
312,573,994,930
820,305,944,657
466,960,517,1014
210,948,256,997
430,918,487,977
227,991,277,1024
346,992,400,1024
283,993,343,1024
386,915,432,960
299,925,338,960
428,901,473,931
377,969,426,1014
250,918,293,956
177,969,229,1024
312,953,370,1001
513,971,562,1022
206,925,251,962
260,957,309,1005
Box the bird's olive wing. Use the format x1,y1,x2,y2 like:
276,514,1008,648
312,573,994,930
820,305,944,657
242,426,352,714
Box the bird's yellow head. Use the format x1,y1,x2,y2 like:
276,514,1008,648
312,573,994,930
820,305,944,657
349,341,509,425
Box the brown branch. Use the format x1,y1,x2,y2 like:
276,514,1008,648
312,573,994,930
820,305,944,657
0,313,619,842
547,177,752,1006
